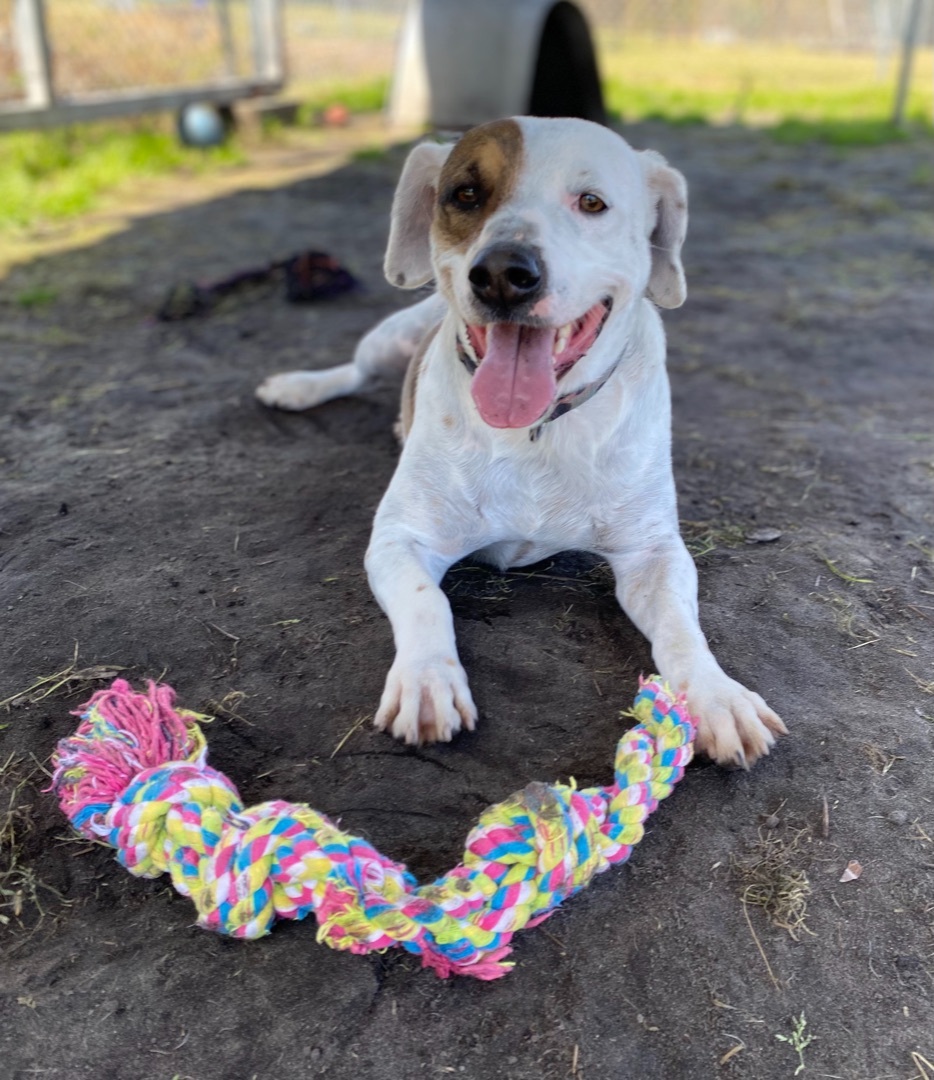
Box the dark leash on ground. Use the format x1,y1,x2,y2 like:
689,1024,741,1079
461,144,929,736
156,250,360,321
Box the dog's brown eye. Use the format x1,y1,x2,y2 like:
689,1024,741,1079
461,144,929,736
579,193,607,214
454,185,480,207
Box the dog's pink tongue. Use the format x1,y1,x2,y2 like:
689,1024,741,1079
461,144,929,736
470,323,557,428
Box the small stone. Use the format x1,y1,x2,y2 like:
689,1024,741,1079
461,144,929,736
745,527,783,544
888,809,908,825
896,955,920,971
763,813,781,829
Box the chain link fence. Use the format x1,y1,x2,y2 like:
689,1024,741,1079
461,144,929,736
582,0,932,48
0,0,24,100
283,0,401,91
0,1,930,116
0,0,282,127
1,0,257,104
282,0,933,93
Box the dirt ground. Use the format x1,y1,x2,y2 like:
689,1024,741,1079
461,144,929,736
1,119,933,1080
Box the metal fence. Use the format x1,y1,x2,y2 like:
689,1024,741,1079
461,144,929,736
582,0,933,48
0,0,283,128
0,0,402,108
282,0,401,90
280,0,934,59
0,0,930,125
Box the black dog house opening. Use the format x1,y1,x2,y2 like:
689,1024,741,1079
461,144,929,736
529,1,606,124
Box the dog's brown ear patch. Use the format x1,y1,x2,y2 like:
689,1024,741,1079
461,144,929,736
642,150,688,309
433,119,524,250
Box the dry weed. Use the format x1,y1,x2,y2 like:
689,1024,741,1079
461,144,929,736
734,826,813,941
680,520,747,559
0,645,123,711
0,754,71,931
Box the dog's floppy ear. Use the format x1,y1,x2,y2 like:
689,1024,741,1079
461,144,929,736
384,141,453,289
641,150,688,309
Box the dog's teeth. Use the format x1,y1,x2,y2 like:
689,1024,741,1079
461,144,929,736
554,323,572,356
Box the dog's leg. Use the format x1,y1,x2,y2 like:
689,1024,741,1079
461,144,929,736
365,527,477,744
255,362,366,411
255,292,446,411
607,540,786,767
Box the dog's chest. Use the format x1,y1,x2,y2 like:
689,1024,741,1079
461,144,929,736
404,338,674,560
466,440,630,553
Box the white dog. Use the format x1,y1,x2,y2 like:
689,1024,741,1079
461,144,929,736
257,116,786,767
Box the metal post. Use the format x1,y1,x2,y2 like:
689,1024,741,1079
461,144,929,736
871,0,894,80
13,0,54,107
892,0,923,126
250,0,285,83
217,0,239,79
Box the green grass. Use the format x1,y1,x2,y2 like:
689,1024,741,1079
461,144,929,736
0,77,390,235
15,286,58,309
601,36,934,143
910,162,934,185
769,117,913,145
295,77,390,124
0,118,243,233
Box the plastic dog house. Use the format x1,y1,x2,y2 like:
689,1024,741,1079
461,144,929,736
389,0,605,130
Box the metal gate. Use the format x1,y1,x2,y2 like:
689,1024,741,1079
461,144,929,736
0,0,284,131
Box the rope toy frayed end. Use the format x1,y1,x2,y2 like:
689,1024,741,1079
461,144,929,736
52,676,695,979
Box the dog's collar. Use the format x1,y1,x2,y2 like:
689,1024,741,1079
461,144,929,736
456,337,623,442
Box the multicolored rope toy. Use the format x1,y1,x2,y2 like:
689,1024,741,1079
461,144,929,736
52,677,695,980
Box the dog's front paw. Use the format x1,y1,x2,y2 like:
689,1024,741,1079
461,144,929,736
256,372,323,411
683,671,787,768
374,655,477,745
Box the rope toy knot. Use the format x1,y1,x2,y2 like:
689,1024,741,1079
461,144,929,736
52,676,695,979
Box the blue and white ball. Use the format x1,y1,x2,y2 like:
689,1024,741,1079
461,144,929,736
178,103,228,148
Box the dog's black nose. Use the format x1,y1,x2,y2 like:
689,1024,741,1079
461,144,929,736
468,245,543,309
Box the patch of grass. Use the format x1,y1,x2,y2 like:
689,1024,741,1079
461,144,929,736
905,667,934,695
863,743,901,775
909,537,934,562
735,825,813,940
297,77,390,125
444,564,516,604
770,117,910,145
0,118,244,234
352,144,391,162
601,36,934,142
444,558,619,604
0,753,71,931
0,71,391,234
910,163,934,186
0,648,124,711
15,286,58,309
810,588,881,645
775,1012,815,1076
204,689,252,727
640,110,709,128
680,520,747,559
821,555,873,585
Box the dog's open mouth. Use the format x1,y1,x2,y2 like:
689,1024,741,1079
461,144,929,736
464,298,612,429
